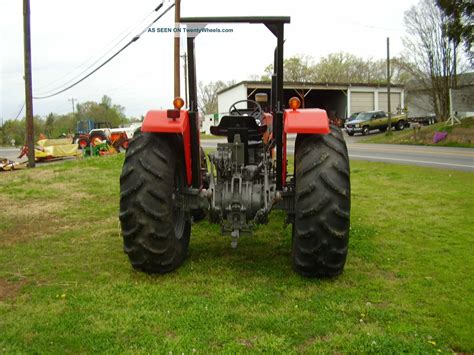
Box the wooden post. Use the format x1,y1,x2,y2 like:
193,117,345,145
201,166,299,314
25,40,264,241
23,0,35,167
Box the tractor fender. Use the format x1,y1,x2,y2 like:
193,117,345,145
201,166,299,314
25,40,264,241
284,108,330,134
281,108,330,186
141,110,192,186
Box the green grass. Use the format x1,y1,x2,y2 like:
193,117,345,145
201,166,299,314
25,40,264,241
362,117,474,148
200,134,225,140
0,154,473,353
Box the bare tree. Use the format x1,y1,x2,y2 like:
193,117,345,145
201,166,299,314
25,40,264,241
403,0,464,120
198,81,235,114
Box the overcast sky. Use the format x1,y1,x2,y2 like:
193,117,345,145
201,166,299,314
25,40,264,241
0,0,419,119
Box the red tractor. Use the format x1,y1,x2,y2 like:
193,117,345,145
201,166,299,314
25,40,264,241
119,17,350,278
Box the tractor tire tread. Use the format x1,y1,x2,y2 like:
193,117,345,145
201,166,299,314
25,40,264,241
293,125,351,278
119,131,190,274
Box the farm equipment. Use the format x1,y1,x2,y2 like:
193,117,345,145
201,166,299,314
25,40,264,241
119,17,351,278
19,138,79,162
74,120,137,150
82,138,118,157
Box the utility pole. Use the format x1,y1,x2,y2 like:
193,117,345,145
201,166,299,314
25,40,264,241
386,37,392,132
23,0,35,168
69,98,76,115
181,53,188,107
174,0,181,99
1,118,4,146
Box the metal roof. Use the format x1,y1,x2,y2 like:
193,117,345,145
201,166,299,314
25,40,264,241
217,80,405,95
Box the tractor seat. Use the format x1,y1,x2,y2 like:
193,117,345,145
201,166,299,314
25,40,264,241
210,115,267,142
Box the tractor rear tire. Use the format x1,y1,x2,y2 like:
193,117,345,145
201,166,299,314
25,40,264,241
293,125,351,278
119,131,191,274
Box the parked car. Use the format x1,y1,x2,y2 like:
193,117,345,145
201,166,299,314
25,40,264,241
344,111,408,136
346,112,360,122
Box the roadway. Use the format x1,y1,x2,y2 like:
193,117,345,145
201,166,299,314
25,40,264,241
0,147,76,167
1,133,473,172
0,148,26,163
200,133,474,172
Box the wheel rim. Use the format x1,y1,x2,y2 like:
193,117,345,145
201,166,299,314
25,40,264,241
172,168,185,239
79,140,87,148
173,207,185,239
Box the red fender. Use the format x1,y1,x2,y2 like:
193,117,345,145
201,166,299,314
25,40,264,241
284,108,330,134
282,108,330,186
141,110,192,186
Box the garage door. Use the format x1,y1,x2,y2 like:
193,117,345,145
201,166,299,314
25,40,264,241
379,93,401,113
351,92,374,113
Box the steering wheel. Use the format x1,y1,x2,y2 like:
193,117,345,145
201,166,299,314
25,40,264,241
229,99,263,121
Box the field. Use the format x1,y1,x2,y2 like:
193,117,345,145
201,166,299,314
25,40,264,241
362,117,474,148
0,154,473,353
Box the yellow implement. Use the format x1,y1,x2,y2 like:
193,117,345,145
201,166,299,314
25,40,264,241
19,138,80,161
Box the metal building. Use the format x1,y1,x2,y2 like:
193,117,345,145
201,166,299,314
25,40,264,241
217,81,405,118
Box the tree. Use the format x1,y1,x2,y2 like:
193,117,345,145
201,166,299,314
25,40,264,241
262,55,315,82
386,57,413,86
76,95,127,127
436,0,473,65
261,53,411,85
403,0,464,120
1,95,131,145
198,81,235,114
314,53,359,83
44,113,55,137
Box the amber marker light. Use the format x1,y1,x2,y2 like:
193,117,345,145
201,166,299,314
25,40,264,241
173,97,185,110
289,97,301,111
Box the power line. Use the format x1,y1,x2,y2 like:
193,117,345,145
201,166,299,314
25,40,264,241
34,3,164,95
33,2,173,100
14,103,25,120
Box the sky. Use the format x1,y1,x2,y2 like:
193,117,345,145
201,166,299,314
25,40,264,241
0,0,420,119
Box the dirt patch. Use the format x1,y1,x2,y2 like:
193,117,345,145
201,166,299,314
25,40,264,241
239,338,254,348
27,168,58,180
0,167,58,183
0,192,83,246
0,172,96,246
46,181,91,201
0,278,27,301
0,194,65,219
0,215,83,247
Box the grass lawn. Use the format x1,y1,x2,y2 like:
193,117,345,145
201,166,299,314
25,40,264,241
200,134,225,140
0,154,473,353
362,117,474,148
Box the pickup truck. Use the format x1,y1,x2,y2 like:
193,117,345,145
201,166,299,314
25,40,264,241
344,111,408,136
